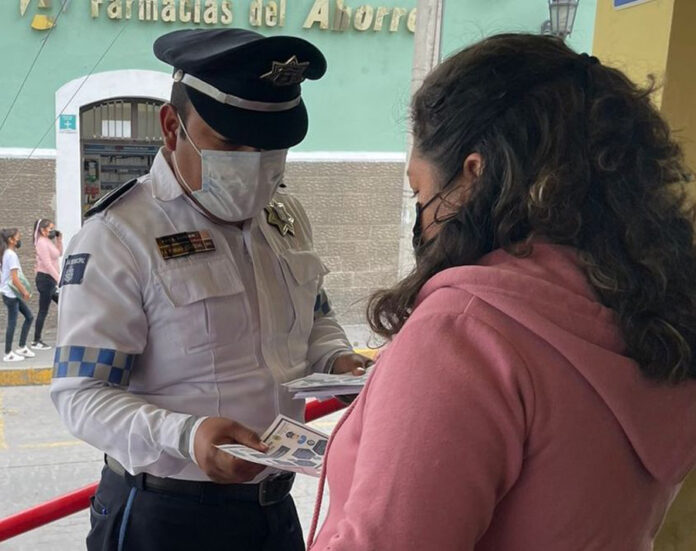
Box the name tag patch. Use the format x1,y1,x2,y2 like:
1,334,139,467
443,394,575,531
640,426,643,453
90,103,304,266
156,231,216,260
60,254,90,286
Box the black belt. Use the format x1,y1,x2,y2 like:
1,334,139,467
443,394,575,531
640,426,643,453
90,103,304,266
104,455,294,506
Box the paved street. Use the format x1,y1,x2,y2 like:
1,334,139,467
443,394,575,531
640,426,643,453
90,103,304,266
0,385,340,550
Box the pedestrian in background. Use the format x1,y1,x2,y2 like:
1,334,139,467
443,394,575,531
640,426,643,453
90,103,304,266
309,33,696,551
1,228,35,362
32,218,62,350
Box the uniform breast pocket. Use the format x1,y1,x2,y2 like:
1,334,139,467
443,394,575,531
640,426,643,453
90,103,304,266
279,249,329,364
155,257,247,353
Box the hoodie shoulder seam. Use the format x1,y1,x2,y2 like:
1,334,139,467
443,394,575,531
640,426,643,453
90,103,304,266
409,294,537,436
463,297,538,438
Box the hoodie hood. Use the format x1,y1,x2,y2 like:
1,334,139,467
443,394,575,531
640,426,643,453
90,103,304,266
416,243,696,484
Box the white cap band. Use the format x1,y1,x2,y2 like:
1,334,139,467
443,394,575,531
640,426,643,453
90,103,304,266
174,70,301,113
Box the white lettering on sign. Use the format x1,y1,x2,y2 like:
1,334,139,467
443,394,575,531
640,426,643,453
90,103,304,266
86,0,415,33
303,1,415,33
250,0,284,28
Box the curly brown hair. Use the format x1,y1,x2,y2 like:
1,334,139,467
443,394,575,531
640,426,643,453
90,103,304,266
367,33,696,383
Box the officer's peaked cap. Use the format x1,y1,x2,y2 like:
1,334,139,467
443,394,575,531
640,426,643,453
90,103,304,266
154,29,327,150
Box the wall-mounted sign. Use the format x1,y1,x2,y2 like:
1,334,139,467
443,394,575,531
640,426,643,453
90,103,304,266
19,0,57,31
88,0,416,34
302,1,416,32
59,114,77,133
614,0,656,9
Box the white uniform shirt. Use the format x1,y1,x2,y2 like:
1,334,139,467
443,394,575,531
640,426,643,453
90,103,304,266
1,249,21,298
50,150,352,481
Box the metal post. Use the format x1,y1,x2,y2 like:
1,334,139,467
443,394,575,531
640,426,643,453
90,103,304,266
397,0,445,278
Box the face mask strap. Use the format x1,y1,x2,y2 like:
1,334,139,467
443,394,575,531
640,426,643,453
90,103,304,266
413,169,464,250
176,114,202,157
170,150,195,194
418,171,462,228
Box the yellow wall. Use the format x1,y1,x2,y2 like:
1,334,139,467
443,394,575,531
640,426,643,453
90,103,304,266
592,0,675,105
656,473,696,551
653,3,696,542
660,0,696,171
593,0,695,171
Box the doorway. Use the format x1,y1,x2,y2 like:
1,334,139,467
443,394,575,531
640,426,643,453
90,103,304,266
80,98,164,215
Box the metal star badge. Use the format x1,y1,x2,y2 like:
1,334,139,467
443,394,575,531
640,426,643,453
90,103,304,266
260,56,309,87
265,200,296,236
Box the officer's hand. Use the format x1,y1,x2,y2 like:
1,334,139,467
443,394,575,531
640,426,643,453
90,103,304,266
193,417,268,484
331,353,373,376
330,353,374,405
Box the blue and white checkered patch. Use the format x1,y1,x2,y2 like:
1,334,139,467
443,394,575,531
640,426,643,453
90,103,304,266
53,346,135,386
313,289,333,320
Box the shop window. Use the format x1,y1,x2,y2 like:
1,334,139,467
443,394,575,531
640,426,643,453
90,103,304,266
80,98,164,215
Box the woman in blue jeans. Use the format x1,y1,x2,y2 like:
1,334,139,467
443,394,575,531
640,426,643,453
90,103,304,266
1,228,34,362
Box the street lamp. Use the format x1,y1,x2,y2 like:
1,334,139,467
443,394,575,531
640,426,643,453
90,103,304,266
541,0,580,39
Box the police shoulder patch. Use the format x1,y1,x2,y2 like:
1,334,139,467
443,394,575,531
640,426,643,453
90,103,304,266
60,254,90,286
84,179,139,219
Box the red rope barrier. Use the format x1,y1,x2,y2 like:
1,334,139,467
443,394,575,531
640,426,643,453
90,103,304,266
0,398,346,542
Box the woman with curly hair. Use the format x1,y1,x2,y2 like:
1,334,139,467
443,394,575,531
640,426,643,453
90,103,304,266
308,34,696,550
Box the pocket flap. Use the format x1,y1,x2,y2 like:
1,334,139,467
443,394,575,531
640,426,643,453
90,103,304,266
156,257,244,307
281,250,329,286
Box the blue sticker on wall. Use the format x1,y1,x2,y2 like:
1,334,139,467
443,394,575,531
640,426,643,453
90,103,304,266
60,254,91,286
58,114,77,132
614,0,655,9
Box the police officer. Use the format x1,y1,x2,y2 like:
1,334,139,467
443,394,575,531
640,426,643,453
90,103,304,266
50,29,368,551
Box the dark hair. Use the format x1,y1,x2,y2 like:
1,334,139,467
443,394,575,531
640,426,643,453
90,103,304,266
368,33,696,383
33,218,52,244
0,228,19,268
170,82,192,139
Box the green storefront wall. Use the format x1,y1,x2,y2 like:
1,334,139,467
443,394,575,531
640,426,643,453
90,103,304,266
0,0,596,153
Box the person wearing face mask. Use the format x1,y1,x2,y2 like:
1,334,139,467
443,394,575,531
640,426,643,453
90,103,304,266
308,34,696,551
1,228,35,362
32,218,62,350
50,29,367,551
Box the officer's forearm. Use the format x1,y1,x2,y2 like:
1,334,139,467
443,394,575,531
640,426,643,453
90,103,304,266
307,314,353,373
50,377,196,476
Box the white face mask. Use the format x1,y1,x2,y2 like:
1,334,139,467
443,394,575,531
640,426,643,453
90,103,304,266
172,116,287,223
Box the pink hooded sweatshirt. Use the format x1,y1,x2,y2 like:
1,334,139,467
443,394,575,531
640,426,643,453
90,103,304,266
308,244,696,551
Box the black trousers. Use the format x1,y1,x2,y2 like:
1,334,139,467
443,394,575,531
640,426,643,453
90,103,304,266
87,467,305,551
3,294,33,354
34,272,58,342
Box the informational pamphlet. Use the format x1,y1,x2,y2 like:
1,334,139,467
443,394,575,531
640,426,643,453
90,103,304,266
216,415,329,477
282,371,370,400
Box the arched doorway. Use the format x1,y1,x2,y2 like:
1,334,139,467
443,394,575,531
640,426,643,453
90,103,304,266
55,69,171,245
80,98,164,214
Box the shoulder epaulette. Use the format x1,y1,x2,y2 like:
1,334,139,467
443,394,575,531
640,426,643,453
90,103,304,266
84,178,139,219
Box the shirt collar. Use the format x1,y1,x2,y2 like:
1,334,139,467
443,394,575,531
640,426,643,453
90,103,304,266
150,148,186,202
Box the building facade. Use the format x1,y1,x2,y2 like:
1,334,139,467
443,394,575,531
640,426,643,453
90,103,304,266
0,0,596,343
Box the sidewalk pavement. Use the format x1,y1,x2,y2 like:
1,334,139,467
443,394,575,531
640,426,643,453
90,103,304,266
0,344,54,386
0,328,56,386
